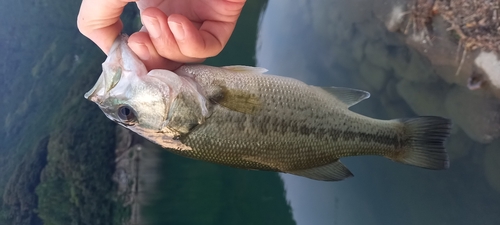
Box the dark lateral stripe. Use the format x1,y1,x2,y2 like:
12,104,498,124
249,116,404,149
331,130,404,150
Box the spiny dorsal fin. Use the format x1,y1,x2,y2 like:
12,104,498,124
320,86,370,108
223,65,268,74
212,86,262,114
286,161,353,181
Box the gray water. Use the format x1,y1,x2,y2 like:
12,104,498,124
256,1,500,225
1,0,499,225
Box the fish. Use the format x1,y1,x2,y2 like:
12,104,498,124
85,35,451,181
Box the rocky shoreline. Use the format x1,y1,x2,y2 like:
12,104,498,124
382,0,500,97
113,126,160,225
297,0,500,194
375,0,500,144
380,0,500,193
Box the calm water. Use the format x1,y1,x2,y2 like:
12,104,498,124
255,1,500,225
1,0,500,225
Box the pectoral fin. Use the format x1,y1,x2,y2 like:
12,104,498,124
211,86,262,114
319,86,370,108
286,161,354,181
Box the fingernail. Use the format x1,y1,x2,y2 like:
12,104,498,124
168,21,185,41
142,16,161,39
129,42,150,61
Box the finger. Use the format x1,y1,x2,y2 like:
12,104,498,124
167,14,237,58
166,0,245,58
218,0,247,16
140,8,203,63
77,0,135,54
128,32,184,71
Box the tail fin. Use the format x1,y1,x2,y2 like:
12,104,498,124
395,116,451,170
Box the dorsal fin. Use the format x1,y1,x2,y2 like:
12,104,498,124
320,86,370,107
222,65,268,74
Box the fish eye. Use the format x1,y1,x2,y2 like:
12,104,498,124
117,105,137,124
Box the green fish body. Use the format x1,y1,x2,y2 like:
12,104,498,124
85,35,450,181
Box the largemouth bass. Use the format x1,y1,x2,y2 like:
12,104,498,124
85,35,451,181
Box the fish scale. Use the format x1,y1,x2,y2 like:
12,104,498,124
85,35,451,181
175,65,412,170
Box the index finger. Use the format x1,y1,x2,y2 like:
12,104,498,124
77,0,135,54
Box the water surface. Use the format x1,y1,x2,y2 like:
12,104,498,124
257,1,500,225
1,0,499,225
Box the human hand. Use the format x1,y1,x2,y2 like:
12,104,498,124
77,0,246,70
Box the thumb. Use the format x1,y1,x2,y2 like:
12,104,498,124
77,0,135,54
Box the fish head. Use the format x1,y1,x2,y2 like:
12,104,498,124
84,34,180,134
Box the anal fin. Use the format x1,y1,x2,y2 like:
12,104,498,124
286,161,354,181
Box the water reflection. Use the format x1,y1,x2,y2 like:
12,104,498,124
257,0,500,224
3,0,500,224
135,2,297,225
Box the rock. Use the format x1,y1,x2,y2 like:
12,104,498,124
484,140,500,194
115,125,133,153
329,42,361,76
383,78,402,103
387,45,411,78
446,130,474,161
359,61,389,92
356,20,387,41
364,41,391,70
405,13,476,86
353,91,385,118
397,51,436,81
113,168,131,195
433,64,472,86
372,0,409,24
445,86,500,143
337,21,355,42
350,74,375,96
466,71,487,91
351,33,366,62
475,52,500,89
338,0,374,25
474,51,500,98
396,80,449,118
380,97,413,119
384,4,407,32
